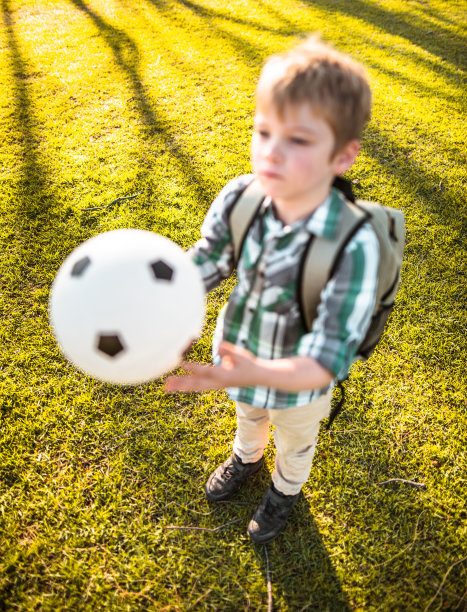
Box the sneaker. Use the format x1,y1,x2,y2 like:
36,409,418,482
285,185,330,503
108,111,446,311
205,453,264,502
247,483,300,544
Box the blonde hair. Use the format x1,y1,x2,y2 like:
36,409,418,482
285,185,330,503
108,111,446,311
256,36,372,154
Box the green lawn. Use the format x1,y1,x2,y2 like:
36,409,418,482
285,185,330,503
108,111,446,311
0,0,466,609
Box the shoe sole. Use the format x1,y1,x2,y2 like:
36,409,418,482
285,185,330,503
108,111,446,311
248,531,279,544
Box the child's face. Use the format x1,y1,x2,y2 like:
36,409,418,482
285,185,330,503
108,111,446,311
251,97,356,219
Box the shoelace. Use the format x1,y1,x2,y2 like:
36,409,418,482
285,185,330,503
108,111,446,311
222,462,241,480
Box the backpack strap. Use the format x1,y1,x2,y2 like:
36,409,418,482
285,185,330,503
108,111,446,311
326,380,346,430
229,179,266,265
299,200,370,331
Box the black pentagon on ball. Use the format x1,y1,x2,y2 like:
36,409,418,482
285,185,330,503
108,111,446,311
71,256,91,277
150,259,174,282
97,333,125,358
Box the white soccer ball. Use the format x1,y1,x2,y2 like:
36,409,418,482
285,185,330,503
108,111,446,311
49,229,205,385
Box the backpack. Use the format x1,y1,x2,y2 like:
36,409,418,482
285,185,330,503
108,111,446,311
228,177,405,427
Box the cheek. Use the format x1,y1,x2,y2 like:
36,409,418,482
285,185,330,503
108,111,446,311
288,150,313,175
250,136,260,166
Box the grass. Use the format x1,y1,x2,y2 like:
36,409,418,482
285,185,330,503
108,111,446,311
0,0,466,609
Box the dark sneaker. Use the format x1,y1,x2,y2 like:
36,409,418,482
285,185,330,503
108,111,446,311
247,483,300,544
205,453,264,502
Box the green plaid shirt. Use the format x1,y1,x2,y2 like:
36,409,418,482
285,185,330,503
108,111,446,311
190,175,379,409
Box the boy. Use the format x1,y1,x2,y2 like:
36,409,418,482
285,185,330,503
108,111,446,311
165,36,379,544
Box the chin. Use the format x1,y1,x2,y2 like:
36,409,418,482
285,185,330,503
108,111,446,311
257,177,285,199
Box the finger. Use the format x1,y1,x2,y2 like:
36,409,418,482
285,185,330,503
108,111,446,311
218,341,239,357
165,375,198,392
218,341,253,362
165,376,187,392
165,373,222,393
165,363,223,393
176,361,212,375
177,361,198,372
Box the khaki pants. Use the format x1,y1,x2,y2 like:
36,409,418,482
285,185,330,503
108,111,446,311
232,391,333,496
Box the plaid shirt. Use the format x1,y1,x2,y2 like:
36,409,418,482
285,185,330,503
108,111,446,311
190,175,379,409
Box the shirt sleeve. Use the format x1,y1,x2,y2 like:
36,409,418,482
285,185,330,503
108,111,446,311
188,174,254,292
296,223,380,380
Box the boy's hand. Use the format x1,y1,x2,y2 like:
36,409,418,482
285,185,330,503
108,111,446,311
165,342,334,394
165,342,258,393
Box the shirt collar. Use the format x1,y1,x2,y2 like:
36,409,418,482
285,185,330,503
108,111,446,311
261,188,345,240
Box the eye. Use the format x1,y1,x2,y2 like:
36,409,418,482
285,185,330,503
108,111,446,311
291,137,310,146
256,129,270,139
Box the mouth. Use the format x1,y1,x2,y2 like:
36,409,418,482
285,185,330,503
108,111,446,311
259,170,282,180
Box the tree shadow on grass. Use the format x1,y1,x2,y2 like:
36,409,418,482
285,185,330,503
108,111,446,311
68,0,221,206
146,0,465,235
148,0,301,39
1,0,55,222
145,0,271,72
360,122,465,238
116,0,261,114
355,32,464,113
70,0,304,217
0,0,71,296
299,0,466,70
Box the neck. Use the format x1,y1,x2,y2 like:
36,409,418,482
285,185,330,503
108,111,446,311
273,186,332,225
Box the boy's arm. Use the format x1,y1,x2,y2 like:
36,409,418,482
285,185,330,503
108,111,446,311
165,341,333,393
190,175,254,292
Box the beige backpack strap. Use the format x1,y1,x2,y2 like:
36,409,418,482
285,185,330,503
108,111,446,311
229,179,266,264
300,201,369,331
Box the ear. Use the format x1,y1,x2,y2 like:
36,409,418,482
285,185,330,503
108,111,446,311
331,140,361,175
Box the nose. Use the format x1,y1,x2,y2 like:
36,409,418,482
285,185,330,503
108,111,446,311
263,137,282,162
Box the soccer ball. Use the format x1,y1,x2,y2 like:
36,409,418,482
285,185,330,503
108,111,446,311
49,229,205,385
